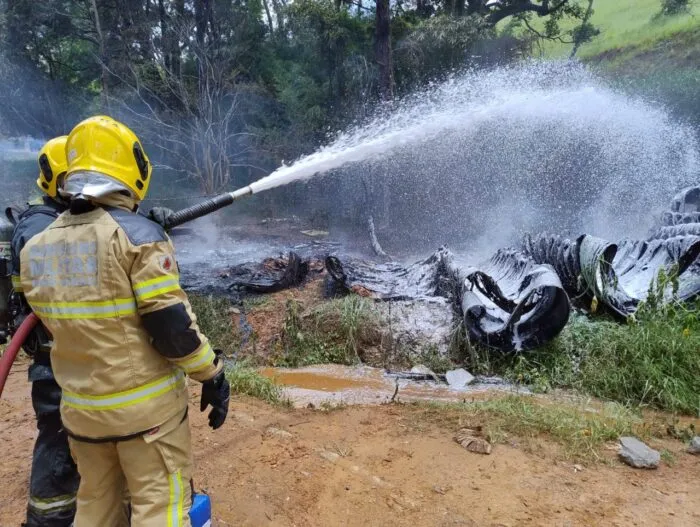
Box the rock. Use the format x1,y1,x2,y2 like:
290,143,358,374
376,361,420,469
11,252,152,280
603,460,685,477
455,428,492,455
300,229,329,238
619,437,660,469
410,364,439,381
445,368,475,388
688,436,700,455
265,427,293,440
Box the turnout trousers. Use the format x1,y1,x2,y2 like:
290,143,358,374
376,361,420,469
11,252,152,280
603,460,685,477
25,358,80,527
67,411,194,527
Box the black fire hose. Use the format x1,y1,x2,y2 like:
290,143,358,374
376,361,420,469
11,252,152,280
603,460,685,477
165,185,254,229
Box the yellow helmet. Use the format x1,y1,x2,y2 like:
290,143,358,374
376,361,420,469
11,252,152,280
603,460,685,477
65,115,152,201
37,136,69,198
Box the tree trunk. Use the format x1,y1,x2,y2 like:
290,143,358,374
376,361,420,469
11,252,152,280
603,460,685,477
173,0,184,77
271,0,284,32
262,0,275,34
5,0,25,57
195,0,206,45
90,0,110,109
158,0,170,70
375,0,394,101
159,0,181,76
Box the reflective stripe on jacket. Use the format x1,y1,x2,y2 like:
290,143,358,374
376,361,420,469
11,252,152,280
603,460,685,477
20,195,220,439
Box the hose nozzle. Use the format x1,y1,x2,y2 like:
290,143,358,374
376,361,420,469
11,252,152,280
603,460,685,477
165,185,255,229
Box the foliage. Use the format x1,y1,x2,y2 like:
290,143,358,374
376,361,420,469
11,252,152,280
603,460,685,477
501,297,700,415
276,296,383,367
415,394,661,462
457,267,700,415
188,294,240,357
414,344,456,373
517,0,700,59
0,0,590,199
225,361,284,404
659,0,693,16
396,14,492,83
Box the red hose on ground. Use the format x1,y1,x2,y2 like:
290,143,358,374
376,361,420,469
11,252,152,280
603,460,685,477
0,313,39,398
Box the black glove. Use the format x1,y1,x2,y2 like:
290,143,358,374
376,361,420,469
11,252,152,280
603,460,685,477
148,207,175,229
200,367,230,430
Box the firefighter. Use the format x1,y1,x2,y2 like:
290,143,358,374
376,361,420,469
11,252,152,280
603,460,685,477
10,136,79,527
9,134,178,526
20,115,230,526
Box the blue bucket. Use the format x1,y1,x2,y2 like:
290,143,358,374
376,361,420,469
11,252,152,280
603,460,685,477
189,493,212,527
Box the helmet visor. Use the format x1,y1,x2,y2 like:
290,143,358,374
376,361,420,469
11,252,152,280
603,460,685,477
62,171,135,200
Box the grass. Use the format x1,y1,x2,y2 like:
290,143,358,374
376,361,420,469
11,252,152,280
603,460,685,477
189,294,240,357
225,362,285,405
502,0,700,59
414,394,663,461
274,296,383,367
414,344,456,374
491,299,700,416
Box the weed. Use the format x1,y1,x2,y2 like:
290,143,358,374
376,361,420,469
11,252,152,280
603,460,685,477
660,448,677,466
242,295,270,311
224,362,283,405
189,294,240,356
275,296,383,367
502,298,700,415
415,394,661,462
666,420,696,442
327,441,353,457
414,344,455,374
319,400,348,412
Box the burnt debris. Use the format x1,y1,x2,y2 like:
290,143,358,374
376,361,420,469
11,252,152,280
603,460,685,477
181,186,700,354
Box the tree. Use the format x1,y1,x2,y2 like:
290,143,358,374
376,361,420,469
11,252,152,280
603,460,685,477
375,0,394,100
570,0,598,58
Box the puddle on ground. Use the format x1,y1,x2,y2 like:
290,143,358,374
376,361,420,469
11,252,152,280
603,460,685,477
260,364,525,408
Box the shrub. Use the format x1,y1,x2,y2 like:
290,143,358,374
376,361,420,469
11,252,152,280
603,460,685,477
276,296,383,367
659,0,692,16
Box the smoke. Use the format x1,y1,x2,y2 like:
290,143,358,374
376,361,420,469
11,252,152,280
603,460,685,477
0,53,79,138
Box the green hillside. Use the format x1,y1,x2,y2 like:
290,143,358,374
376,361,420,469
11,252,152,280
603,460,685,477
506,0,700,59
501,1,700,127
574,0,699,58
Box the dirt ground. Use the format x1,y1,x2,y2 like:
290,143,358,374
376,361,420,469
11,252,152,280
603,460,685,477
2,364,699,527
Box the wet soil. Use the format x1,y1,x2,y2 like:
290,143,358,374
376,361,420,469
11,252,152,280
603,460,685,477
260,364,525,407
2,362,700,527
238,276,328,362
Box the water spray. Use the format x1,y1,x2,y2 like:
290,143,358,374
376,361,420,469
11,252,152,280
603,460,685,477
164,62,699,239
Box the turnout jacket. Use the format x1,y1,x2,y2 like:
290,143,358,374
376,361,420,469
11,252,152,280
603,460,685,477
20,194,221,440
10,196,66,293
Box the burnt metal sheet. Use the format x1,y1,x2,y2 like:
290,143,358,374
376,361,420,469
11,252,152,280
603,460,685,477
461,250,570,352
325,247,570,353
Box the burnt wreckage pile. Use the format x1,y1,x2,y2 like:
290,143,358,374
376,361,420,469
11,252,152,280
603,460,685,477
183,187,700,353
